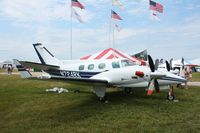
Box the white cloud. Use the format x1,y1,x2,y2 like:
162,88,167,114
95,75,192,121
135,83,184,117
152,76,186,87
187,4,200,10
0,0,200,61
0,0,95,23
127,7,147,16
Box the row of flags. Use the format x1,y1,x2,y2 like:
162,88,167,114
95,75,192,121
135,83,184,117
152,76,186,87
111,0,123,32
71,0,164,24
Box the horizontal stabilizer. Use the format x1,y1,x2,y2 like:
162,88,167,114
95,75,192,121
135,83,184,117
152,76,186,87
20,61,60,70
13,59,32,78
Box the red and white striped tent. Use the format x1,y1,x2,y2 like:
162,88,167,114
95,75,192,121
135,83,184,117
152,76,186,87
80,48,146,65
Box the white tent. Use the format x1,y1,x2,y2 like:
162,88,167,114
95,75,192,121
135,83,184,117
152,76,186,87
0,60,15,68
80,48,145,65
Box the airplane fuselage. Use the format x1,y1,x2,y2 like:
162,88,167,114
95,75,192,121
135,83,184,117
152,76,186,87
45,59,185,89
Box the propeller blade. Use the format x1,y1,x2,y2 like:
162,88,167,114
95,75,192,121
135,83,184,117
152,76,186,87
169,58,173,69
148,55,155,72
165,61,170,71
155,59,159,70
147,56,160,95
154,79,160,93
147,79,154,95
181,57,184,69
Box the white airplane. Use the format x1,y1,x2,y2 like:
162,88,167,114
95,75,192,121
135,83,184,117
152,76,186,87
14,43,186,102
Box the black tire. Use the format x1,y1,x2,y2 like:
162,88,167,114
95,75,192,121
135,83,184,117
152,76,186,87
124,88,132,94
99,95,109,103
167,94,175,101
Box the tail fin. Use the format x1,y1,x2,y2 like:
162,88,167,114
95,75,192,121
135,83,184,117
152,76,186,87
33,43,62,66
13,59,32,78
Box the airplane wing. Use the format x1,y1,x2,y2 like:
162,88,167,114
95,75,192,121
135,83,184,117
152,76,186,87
50,76,108,84
20,61,60,70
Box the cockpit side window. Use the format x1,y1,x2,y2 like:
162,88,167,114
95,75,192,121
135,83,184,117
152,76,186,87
112,61,120,68
121,60,135,67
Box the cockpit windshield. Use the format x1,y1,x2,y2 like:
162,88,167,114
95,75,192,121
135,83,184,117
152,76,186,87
121,59,135,67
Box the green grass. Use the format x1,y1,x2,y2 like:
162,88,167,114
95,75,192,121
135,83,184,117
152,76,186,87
0,69,7,72
0,75,200,133
0,68,18,73
190,72,200,82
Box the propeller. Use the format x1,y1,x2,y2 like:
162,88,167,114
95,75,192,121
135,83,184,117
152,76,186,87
155,59,159,71
165,61,170,72
181,57,184,69
148,55,155,72
154,79,160,93
147,55,160,95
169,58,173,70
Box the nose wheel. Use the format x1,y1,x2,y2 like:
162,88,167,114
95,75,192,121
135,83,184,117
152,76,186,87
167,94,175,101
167,85,176,101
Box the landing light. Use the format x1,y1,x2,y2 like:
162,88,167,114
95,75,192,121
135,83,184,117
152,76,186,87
135,71,144,78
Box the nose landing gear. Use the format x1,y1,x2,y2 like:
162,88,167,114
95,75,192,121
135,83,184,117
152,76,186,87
167,85,176,101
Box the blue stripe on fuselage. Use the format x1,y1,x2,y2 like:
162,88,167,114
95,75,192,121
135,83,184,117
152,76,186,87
45,69,101,78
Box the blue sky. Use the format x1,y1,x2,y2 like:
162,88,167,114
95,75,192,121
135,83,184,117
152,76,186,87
0,0,200,61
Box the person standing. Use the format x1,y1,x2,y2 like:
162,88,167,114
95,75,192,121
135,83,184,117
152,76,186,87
7,64,12,75
184,67,190,89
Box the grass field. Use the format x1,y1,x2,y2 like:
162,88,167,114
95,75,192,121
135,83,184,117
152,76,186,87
0,68,18,73
190,72,200,82
0,74,200,133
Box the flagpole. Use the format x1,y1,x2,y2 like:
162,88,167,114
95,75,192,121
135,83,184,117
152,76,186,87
109,13,112,48
70,4,73,60
112,21,116,59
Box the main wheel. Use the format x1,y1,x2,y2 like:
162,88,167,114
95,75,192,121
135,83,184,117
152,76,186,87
124,88,132,94
167,94,175,101
99,95,109,103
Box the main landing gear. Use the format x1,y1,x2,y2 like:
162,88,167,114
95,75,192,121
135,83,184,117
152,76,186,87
167,85,176,101
124,87,133,94
99,95,109,103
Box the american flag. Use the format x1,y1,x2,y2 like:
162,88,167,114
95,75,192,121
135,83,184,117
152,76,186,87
72,8,83,23
111,10,122,20
150,11,160,21
71,0,84,9
149,0,163,13
115,24,121,32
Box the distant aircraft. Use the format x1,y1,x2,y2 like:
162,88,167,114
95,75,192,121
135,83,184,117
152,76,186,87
14,43,186,102
158,58,199,76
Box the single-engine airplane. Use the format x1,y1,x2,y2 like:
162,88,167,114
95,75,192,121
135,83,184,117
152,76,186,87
14,43,186,102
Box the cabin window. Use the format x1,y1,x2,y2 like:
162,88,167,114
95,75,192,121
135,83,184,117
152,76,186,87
98,63,106,69
79,65,84,70
88,64,94,70
112,61,120,68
